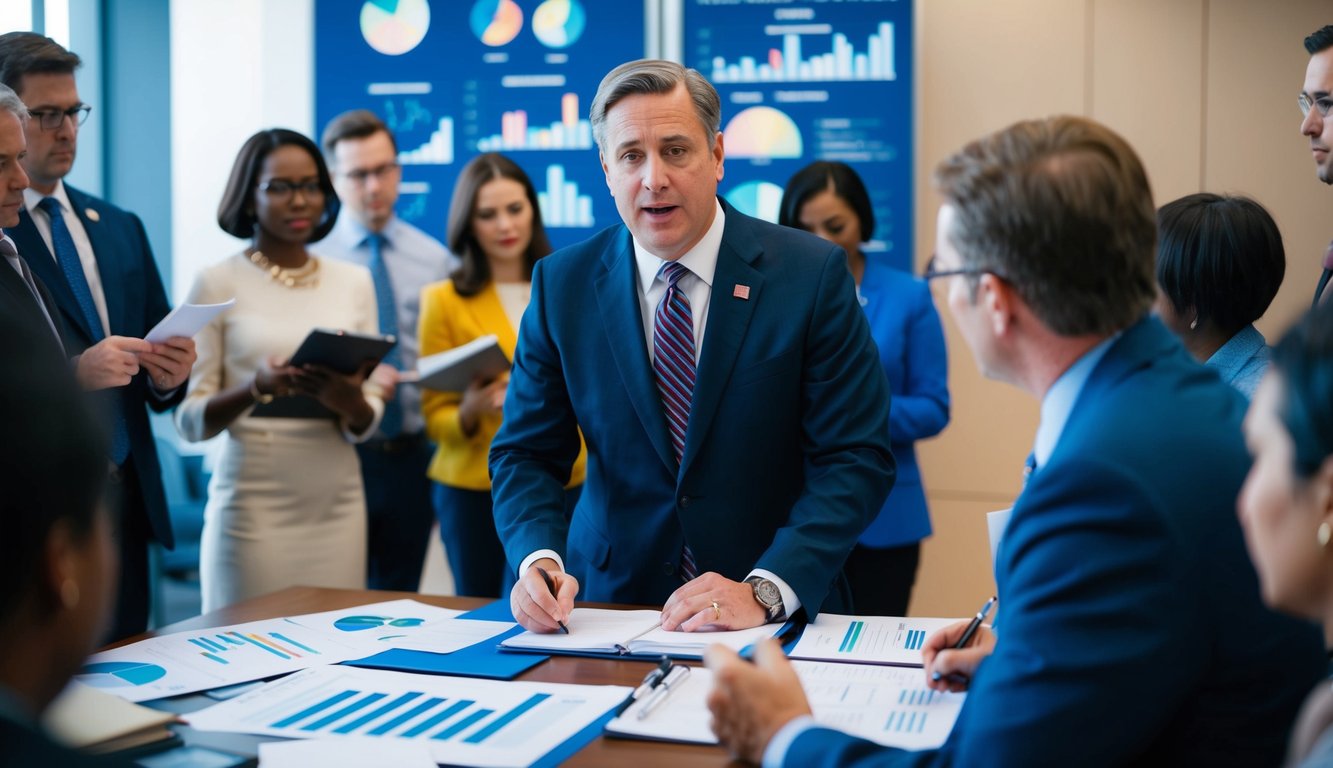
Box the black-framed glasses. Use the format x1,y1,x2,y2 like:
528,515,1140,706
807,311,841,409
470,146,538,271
341,162,400,185
258,179,325,201
1299,93,1333,118
28,104,91,131
923,253,994,281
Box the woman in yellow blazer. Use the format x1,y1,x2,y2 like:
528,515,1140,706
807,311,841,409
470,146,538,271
420,153,586,597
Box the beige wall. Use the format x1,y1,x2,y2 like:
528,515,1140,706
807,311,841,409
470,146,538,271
908,0,1332,617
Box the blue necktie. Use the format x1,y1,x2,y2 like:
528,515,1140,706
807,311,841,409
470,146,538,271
38,197,129,464
366,233,402,437
654,262,699,581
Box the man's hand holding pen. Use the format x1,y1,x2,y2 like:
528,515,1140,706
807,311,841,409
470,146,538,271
923,596,998,693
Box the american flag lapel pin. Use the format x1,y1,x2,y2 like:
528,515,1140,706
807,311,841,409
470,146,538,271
733,284,750,300
85,208,100,222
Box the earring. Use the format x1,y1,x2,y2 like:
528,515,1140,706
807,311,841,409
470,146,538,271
1189,317,1198,331
60,579,80,609
1319,522,1331,548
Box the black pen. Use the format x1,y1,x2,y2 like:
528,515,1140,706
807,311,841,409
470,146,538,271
931,596,997,682
536,566,569,634
614,656,672,716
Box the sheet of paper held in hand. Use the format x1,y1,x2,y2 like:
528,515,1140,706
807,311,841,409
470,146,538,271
188,665,629,768
500,608,782,657
606,662,965,751
788,614,960,667
144,298,235,343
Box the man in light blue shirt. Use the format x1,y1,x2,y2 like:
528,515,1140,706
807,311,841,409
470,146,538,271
315,110,457,591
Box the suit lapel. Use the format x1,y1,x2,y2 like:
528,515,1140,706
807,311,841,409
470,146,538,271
680,212,763,473
67,187,122,336
467,282,519,358
593,227,677,472
13,207,96,345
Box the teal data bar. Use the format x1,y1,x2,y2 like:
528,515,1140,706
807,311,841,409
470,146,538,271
270,689,360,728
402,700,473,738
463,693,551,744
333,691,424,734
301,692,389,731
367,696,445,736
433,709,493,740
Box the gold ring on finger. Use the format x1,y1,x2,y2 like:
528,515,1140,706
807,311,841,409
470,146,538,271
711,600,721,621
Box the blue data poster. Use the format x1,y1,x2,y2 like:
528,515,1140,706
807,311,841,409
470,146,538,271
314,0,647,248
684,0,913,271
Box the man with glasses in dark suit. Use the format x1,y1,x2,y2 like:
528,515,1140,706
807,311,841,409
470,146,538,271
1300,24,1333,306
0,32,196,642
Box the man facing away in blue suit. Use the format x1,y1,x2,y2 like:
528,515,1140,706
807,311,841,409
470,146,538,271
0,33,196,642
490,59,895,634
705,116,1326,766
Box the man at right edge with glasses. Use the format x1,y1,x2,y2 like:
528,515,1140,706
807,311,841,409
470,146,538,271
1301,25,1333,306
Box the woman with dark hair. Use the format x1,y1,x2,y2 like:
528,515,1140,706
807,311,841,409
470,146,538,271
419,153,584,597
176,128,386,611
1236,301,1333,767
779,161,950,616
1155,193,1286,398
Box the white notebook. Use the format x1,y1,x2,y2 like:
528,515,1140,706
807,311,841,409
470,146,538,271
500,608,783,658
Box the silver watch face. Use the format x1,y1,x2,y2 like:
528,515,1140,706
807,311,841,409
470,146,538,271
752,578,781,607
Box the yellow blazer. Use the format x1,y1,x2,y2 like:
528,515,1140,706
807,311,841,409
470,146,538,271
419,279,586,491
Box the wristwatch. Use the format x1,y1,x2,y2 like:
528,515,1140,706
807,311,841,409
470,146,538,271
745,576,785,623
250,377,275,405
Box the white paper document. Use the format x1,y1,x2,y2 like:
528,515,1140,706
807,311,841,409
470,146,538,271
283,598,513,654
188,665,629,768
76,617,370,702
789,614,959,666
607,662,964,751
500,607,781,657
144,298,235,343
258,737,436,768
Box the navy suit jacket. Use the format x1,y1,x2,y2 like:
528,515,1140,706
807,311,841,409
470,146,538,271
490,201,895,616
0,241,64,357
10,185,179,547
858,262,949,548
785,318,1325,766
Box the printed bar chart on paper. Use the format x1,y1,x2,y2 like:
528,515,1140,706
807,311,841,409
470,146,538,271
789,614,957,667
187,665,629,767
710,22,897,83
475,92,595,151
795,661,964,751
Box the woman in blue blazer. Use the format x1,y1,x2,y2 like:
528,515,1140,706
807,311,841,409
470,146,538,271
780,161,950,616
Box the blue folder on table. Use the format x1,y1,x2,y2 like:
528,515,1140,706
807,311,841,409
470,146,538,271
344,599,549,680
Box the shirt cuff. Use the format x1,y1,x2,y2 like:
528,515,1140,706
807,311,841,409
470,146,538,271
147,377,180,401
748,568,801,621
762,714,817,768
519,550,564,577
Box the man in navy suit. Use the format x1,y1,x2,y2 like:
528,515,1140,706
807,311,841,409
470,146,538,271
0,33,196,641
705,117,1326,766
491,59,894,633
1301,25,1333,306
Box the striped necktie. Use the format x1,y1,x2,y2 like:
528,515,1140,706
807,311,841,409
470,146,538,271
653,261,699,581
366,233,402,437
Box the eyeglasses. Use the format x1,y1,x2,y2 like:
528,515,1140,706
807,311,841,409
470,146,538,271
258,179,325,201
28,104,91,131
340,162,400,185
923,253,998,281
1299,93,1333,118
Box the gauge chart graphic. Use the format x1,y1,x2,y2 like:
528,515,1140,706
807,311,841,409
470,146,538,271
723,106,803,159
471,0,524,47
360,0,430,56
724,180,784,223
77,661,168,689
532,0,587,48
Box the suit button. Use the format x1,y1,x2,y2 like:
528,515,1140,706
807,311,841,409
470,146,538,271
663,562,675,576
679,496,691,508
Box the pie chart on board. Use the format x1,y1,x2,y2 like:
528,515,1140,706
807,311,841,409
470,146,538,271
723,106,804,159
533,0,587,49
725,180,786,224
471,0,524,47
360,0,431,56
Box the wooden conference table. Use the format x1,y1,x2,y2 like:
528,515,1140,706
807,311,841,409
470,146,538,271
123,586,745,767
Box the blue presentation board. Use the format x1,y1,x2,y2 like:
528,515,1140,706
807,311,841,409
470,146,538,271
314,0,646,249
684,0,914,272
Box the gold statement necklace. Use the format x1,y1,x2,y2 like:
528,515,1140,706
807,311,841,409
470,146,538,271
248,250,320,289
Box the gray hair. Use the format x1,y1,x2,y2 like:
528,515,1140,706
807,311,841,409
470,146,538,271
0,83,28,123
590,59,721,152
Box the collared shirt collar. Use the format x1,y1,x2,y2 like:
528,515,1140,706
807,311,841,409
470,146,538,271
634,199,724,292
22,179,70,215
1032,332,1120,469
327,213,398,254
1206,324,1266,377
